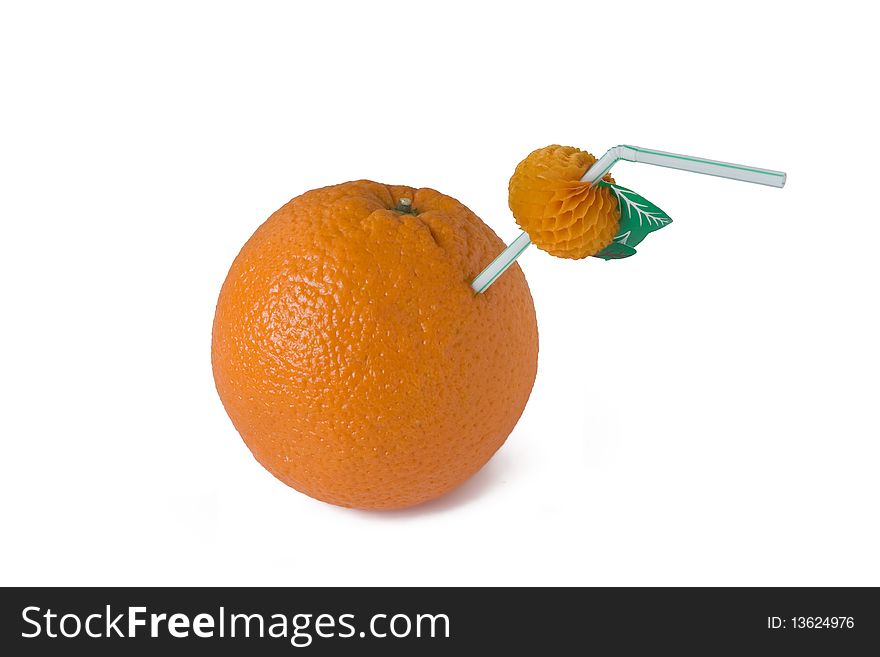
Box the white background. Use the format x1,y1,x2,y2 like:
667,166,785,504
1,1,878,587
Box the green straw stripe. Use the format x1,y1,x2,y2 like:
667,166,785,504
590,163,615,180
480,238,522,272
474,239,531,293
625,145,785,177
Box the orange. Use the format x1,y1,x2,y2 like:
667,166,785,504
212,181,538,510
509,145,620,258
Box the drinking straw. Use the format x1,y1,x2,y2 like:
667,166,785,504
580,145,787,187
470,145,786,294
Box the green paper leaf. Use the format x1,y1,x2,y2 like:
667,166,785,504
592,182,672,259
594,242,637,260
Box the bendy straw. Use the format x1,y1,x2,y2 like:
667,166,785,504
471,145,786,294
580,145,786,187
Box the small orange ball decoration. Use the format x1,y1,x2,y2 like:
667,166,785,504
509,145,621,259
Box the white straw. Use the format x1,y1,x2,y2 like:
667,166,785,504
580,145,786,187
471,232,532,294
470,145,786,294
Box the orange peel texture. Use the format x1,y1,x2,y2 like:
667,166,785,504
212,181,538,510
509,145,620,259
